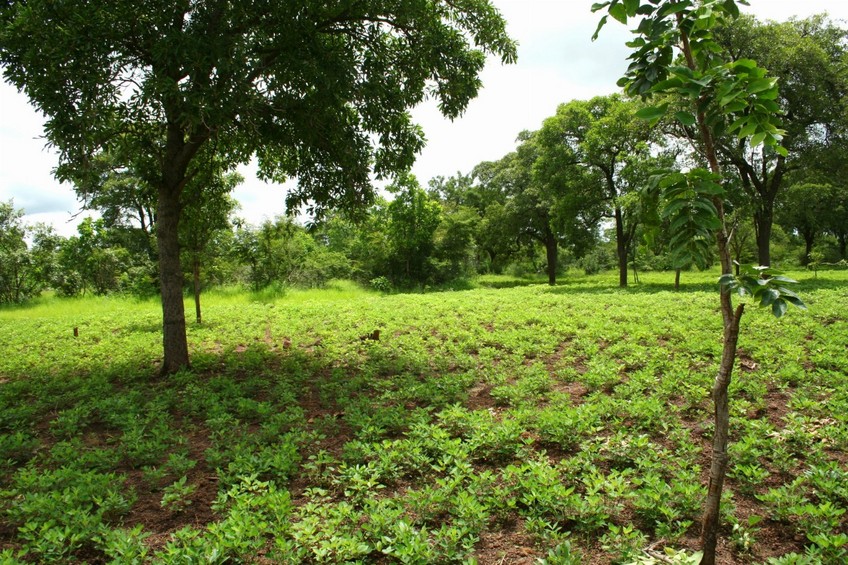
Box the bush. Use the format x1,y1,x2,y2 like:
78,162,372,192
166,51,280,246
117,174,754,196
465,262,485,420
579,247,615,275
370,276,392,293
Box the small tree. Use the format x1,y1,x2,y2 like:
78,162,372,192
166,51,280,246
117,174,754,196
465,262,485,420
180,170,241,324
594,1,806,562
386,174,442,285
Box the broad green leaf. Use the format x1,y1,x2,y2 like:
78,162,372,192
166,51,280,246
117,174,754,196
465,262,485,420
718,274,735,287
747,78,775,94
784,296,808,310
658,1,692,17
635,103,669,122
651,78,685,92
732,59,758,71
723,0,740,18
759,288,780,307
749,131,767,146
772,299,788,318
609,3,628,24
738,121,758,138
675,111,697,126
725,99,748,113
623,0,640,17
591,1,612,12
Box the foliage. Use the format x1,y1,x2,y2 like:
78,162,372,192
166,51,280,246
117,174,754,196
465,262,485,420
1,270,846,561
0,201,48,303
719,265,806,318
0,0,517,372
536,94,665,286
386,174,443,285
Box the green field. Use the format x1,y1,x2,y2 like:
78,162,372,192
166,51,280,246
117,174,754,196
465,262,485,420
1,271,846,564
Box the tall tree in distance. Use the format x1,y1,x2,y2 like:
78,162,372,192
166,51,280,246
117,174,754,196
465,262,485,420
594,1,806,562
0,1,517,374
714,14,848,267
537,94,661,287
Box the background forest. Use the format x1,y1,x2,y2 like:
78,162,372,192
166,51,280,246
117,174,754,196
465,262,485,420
2,13,846,306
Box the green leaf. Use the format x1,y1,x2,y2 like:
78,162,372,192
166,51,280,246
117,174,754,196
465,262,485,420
650,78,685,92
784,296,808,310
749,131,767,147
725,99,748,113
772,299,788,318
609,3,628,24
738,121,758,138
635,103,669,122
759,288,780,307
592,15,609,41
591,1,612,12
747,78,775,94
723,0,740,18
623,0,640,17
732,59,758,71
675,111,697,126
658,1,692,17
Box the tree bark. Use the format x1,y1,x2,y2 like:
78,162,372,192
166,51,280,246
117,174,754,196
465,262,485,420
753,205,773,267
802,233,814,265
674,268,681,291
700,301,744,564
545,235,557,286
193,258,202,324
615,205,628,287
157,184,190,374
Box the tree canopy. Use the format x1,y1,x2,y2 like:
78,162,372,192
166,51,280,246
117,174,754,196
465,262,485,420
0,0,517,373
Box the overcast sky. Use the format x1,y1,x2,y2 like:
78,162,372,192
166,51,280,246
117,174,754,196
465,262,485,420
1,0,846,236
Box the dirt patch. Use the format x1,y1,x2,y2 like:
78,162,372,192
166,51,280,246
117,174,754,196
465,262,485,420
467,382,497,411
549,380,590,405
473,522,539,564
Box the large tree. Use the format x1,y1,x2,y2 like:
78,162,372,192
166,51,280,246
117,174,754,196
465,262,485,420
713,14,848,267
537,94,662,287
499,134,562,285
0,1,516,373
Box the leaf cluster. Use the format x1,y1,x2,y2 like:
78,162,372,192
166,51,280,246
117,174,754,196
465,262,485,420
652,168,724,269
719,265,806,317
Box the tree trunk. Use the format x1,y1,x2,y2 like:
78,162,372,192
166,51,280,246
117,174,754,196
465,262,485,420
157,185,190,374
674,268,681,291
753,206,773,267
545,236,557,286
193,258,202,324
838,234,847,260
802,234,814,265
700,302,744,564
615,206,628,287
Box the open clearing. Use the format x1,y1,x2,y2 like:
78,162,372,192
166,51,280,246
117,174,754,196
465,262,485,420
1,271,846,563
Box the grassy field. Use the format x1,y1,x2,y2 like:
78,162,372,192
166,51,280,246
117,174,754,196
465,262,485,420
1,271,846,564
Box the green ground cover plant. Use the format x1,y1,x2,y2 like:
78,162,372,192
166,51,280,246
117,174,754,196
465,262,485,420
0,272,846,563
